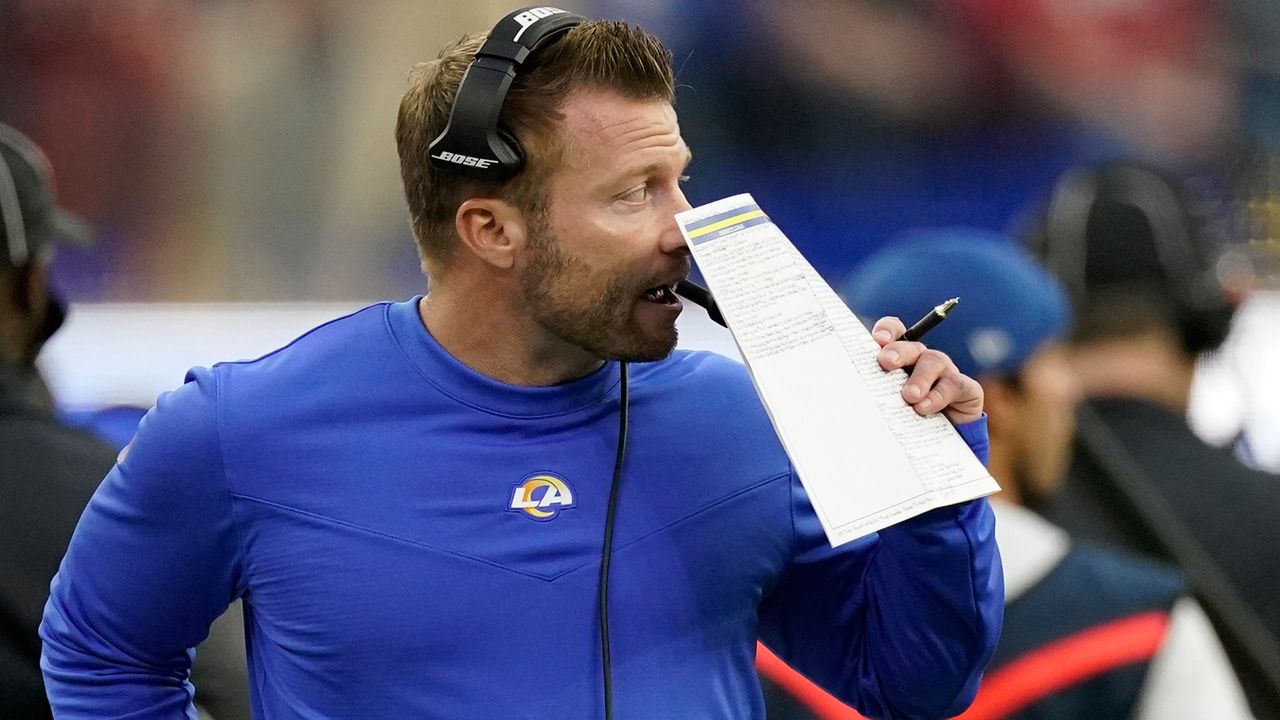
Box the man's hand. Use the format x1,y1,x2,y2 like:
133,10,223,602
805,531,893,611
872,316,984,425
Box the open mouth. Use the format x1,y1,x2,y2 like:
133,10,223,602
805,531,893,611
641,284,680,305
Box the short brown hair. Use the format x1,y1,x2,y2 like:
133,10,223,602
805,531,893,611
395,21,675,274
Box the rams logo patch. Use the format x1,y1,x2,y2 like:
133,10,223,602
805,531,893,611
508,473,576,521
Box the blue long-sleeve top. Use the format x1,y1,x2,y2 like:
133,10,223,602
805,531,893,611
41,298,1002,719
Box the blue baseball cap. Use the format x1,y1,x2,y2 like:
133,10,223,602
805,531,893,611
841,228,1072,378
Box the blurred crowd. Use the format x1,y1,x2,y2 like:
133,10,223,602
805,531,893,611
3,0,1280,719
1,0,1275,303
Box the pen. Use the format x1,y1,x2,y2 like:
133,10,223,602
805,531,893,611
903,297,959,342
678,280,957,342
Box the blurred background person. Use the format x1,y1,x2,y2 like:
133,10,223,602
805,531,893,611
0,121,116,720
1027,161,1280,717
0,125,250,720
753,230,1251,720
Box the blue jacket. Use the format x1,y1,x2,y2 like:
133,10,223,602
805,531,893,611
41,298,1002,719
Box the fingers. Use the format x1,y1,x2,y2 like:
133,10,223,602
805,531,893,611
871,316,907,347
898,349,953,408
877,342,986,423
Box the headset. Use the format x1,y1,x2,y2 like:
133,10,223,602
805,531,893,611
428,7,585,181
0,124,70,358
0,125,33,268
1031,162,1236,355
429,9,724,719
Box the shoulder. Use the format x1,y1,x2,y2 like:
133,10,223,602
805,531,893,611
632,349,755,396
200,301,410,414
630,349,769,421
131,303,397,451
1012,542,1184,629
212,301,396,382
1063,544,1185,601
628,349,786,468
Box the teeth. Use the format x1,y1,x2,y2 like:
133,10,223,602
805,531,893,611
642,283,681,303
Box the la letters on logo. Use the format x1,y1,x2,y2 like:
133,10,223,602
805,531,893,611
508,474,576,521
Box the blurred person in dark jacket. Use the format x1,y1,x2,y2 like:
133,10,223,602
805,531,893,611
0,123,249,720
0,122,113,719
1028,162,1280,718
755,230,1252,720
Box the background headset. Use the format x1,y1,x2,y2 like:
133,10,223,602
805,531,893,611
0,124,69,355
1030,162,1237,355
0,124,34,268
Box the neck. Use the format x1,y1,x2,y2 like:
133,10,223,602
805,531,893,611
419,277,604,387
1067,331,1195,414
0,306,29,367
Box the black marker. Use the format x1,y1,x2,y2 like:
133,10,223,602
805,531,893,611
903,297,959,342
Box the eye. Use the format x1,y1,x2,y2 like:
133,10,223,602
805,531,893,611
619,185,649,203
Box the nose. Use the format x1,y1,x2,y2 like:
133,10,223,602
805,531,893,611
672,184,693,215
660,186,694,256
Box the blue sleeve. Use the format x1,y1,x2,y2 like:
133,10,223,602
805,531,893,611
40,368,244,718
758,415,1003,720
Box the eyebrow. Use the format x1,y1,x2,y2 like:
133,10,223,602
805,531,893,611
617,148,695,183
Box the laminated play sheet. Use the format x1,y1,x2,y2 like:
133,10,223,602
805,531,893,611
677,194,1000,546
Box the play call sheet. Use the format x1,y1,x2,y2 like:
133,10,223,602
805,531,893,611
677,194,1000,547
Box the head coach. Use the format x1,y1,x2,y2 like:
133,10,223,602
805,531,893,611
40,8,1002,719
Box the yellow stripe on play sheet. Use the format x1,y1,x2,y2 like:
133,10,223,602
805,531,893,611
686,209,766,239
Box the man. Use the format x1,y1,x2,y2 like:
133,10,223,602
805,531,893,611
41,11,1001,719
0,123,251,720
0,122,118,719
758,230,1252,719
1028,163,1280,716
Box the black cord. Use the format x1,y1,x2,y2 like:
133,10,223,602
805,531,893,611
598,361,628,720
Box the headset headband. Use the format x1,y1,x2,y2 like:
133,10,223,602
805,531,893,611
1038,163,1236,352
427,6,586,181
0,127,32,267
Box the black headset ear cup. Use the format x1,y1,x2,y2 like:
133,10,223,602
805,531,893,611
1180,302,1235,355
495,126,525,170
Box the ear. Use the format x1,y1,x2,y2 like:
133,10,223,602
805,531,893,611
454,197,528,270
